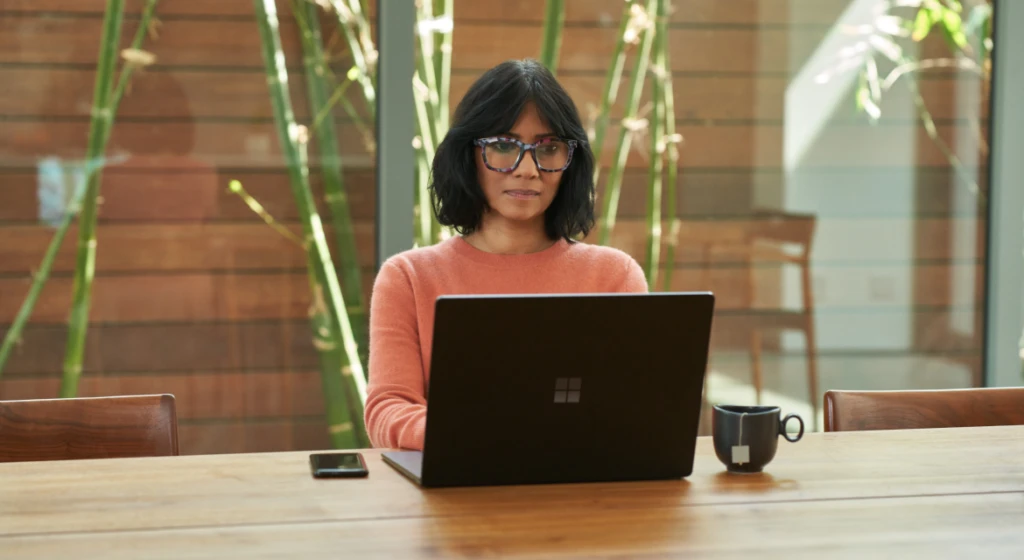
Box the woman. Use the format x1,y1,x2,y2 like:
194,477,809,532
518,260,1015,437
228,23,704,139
365,59,648,450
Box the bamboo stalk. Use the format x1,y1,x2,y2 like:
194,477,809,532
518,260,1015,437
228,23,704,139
413,71,437,246
434,0,454,138
418,146,436,246
328,0,376,121
414,2,441,245
425,0,454,245
349,0,376,113
59,0,127,398
294,0,369,371
660,11,681,292
2,0,159,383
253,0,368,448
598,0,658,246
415,1,441,156
539,0,565,75
643,0,668,287
591,0,634,187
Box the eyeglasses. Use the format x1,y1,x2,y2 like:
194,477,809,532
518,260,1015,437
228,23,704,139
473,136,578,173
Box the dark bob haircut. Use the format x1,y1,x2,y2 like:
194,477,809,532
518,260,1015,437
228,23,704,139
429,59,595,242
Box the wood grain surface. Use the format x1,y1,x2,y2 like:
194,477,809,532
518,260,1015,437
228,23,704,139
0,426,1021,557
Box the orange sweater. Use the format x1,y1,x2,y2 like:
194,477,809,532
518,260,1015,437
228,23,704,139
365,235,648,450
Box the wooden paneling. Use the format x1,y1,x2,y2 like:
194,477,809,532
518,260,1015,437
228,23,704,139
0,67,983,124
0,322,322,376
0,121,372,167
0,263,979,325
176,416,330,455
0,270,376,324
0,167,980,225
0,216,982,274
0,169,377,222
0,15,958,74
0,119,981,170
0,0,858,25
0,223,375,272
0,371,325,420
0,308,982,378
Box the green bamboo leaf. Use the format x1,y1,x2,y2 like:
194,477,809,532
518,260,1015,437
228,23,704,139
866,57,881,103
911,7,934,41
940,8,968,50
963,3,992,39
855,69,880,124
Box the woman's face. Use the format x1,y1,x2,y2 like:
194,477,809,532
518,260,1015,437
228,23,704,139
474,103,564,231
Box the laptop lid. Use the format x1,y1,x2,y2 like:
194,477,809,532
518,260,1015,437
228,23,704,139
417,292,715,488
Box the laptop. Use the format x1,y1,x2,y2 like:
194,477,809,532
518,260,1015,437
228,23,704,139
381,291,715,488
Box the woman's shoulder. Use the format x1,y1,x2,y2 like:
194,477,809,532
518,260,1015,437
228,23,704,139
376,237,461,281
566,240,647,292
567,240,640,269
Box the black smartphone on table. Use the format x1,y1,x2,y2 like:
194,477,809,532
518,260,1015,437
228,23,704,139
310,452,369,478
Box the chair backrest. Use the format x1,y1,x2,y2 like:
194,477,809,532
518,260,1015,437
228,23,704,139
824,387,1024,432
0,394,178,462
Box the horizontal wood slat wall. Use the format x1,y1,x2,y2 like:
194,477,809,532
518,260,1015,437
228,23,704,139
0,0,988,454
1,68,980,124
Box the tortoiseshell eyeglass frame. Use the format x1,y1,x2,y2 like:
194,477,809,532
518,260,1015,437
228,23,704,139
472,136,578,173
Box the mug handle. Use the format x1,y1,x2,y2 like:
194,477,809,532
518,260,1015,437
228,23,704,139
780,413,804,442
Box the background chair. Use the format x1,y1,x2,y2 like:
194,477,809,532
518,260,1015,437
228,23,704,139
0,394,179,462
743,210,819,424
823,387,1024,432
685,211,820,431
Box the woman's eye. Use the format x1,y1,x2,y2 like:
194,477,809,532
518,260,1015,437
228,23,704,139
492,142,517,153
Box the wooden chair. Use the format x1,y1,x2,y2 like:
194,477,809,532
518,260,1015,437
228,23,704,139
823,387,1024,432
0,394,179,462
744,210,819,424
679,211,819,433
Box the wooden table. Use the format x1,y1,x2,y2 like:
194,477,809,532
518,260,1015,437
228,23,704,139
2,425,1023,558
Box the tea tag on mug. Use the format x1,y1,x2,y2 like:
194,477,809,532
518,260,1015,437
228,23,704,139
731,445,749,464
732,412,749,464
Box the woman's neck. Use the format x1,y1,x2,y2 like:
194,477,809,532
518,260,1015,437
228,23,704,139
463,217,554,255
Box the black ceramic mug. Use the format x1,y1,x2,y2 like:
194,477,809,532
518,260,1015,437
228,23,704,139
712,405,804,474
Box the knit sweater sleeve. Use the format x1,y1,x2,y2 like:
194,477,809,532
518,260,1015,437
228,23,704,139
616,253,649,293
364,259,427,450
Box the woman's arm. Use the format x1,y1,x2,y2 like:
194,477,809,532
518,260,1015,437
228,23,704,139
364,260,427,450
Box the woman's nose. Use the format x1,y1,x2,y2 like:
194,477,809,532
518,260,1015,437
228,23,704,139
515,151,541,178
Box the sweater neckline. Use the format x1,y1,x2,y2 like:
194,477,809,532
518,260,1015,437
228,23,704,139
449,235,573,267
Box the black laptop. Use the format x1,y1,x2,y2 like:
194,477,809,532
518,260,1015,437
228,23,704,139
381,291,715,488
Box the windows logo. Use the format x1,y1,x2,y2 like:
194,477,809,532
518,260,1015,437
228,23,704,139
554,377,582,404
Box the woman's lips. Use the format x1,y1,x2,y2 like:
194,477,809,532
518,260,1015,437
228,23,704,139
504,190,540,200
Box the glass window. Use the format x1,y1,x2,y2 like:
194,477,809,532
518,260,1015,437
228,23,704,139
0,0,378,453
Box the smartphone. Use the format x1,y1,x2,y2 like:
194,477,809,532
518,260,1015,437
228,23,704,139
310,452,369,478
